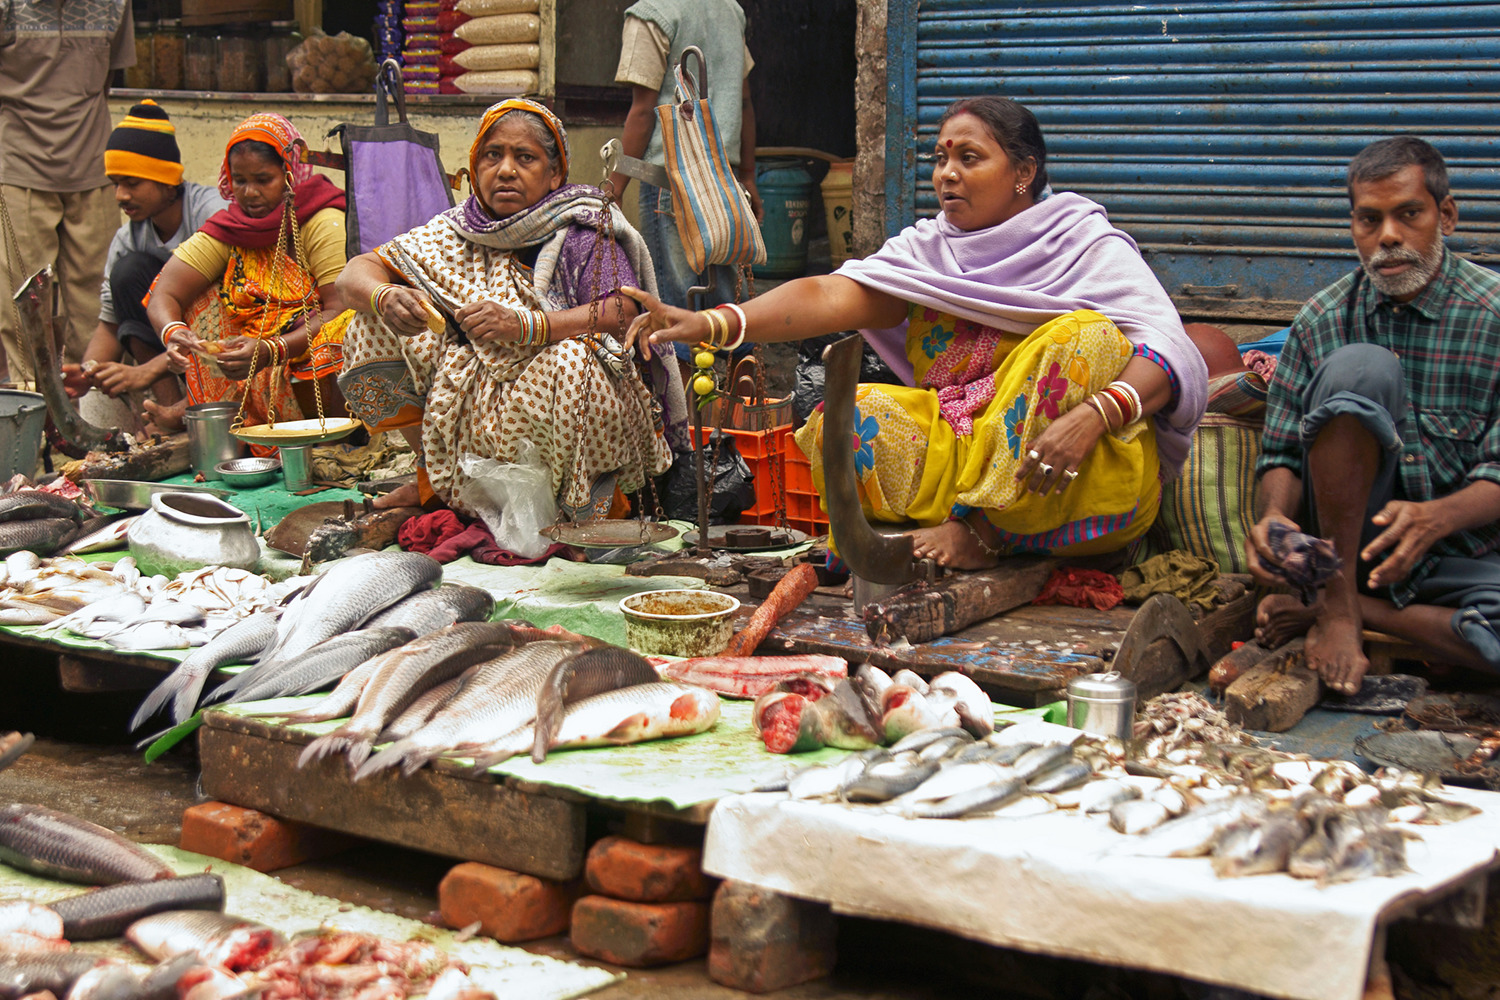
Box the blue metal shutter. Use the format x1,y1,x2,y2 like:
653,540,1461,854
884,0,1500,320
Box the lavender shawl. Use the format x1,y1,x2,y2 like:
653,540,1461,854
840,192,1207,477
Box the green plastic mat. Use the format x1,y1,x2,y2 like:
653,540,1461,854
158,471,365,527
221,696,1055,811
0,844,620,999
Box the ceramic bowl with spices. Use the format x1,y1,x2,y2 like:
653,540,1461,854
619,589,740,657
215,456,282,489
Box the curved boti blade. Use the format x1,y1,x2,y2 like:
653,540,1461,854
820,335,914,585
15,266,125,453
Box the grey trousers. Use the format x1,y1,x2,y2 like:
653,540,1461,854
1299,343,1500,669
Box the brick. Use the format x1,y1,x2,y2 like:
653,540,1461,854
179,801,350,872
438,862,580,943
584,835,714,902
708,881,836,993
569,895,708,967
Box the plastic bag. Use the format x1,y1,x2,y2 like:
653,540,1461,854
662,436,755,524
456,445,555,558
287,30,379,94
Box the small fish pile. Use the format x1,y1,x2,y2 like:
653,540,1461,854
245,931,469,1000
753,664,993,754
759,726,1088,819
0,488,88,559
1132,690,1256,757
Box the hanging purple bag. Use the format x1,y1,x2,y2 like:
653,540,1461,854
330,60,455,258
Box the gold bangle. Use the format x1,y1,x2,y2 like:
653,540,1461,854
1084,396,1111,431
701,308,727,349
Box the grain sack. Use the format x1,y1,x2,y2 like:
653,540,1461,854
448,42,538,72
454,13,539,45
458,0,540,15
442,36,472,55
450,68,540,93
437,10,471,32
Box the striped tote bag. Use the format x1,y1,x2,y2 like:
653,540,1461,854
655,47,766,273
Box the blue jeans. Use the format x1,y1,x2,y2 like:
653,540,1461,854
636,182,751,362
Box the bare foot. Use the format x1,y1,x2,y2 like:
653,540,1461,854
373,482,420,509
1254,593,1319,647
142,397,185,434
909,516,1000,571
1306,613,1368,695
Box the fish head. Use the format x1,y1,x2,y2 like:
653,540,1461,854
66,964,140,1000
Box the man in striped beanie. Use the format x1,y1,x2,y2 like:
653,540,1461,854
63,101,226,428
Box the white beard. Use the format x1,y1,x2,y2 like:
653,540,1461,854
1360,235,1444,299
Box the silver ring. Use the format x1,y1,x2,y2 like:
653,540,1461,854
1039,463,1054,476
1064,469,1079,481
1028,449,1041,461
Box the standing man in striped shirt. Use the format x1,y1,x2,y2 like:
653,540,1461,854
1249,136,1500,694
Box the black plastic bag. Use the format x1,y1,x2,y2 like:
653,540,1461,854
793,334,903,424
662,435,757,524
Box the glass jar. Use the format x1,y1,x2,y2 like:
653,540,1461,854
153,18,183,90
183,27,216,91
217,25,262,92
264,20,300,92
125,20,154,88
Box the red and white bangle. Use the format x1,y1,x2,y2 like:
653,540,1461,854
715,302,747,351
160,321,189,344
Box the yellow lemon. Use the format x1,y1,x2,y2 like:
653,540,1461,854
694,350,716,370
693,374,716,396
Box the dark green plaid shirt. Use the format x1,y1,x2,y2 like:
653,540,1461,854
1259,250,1500,606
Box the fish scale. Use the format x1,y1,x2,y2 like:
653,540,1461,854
0,803,172,885
47,873,225,940
355,640,582,780
363,584,496,638
220,627,416,706
298,621,522,768
379,673,467,742
258,552,441,665
0,952,115,999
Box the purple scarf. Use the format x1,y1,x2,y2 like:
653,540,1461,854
839,192,1207,477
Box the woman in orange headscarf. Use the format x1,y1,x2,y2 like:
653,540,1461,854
146,113,351,434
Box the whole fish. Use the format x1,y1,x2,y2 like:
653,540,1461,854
811,678,883,751
888,727,969,755
786,756,868,801
41,592,146,638
471,682,722,769
130,609,281,730
268,658,383,726
355,640,582,780
46,873,225,940
0,518,76,558
213,627,416,706
910,778,1027,819
362,583,496,638
0,492,81,523
1110,799,1171,835
377,672,468,742
58,515,134,556
897,762,1011,806
0,602,60,625
126,911,283,971
1012,744,1076,782
1028,760,1092,794
1120,796,1269,858
256,552,441,666
843,759,940,803
104,622,192,651
0,804,171,884
1211,810,1309,878
531,645,661,762
656,654,848,699
0,954,134,1000
1079,779,1140,814
881,685,958,743
298,621,522,769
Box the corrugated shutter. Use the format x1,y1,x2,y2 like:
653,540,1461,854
884,0,1500,321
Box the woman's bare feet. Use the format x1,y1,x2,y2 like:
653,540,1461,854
373,482,420,509
1254,593,1319,647
909,514,1001,570
141,398,185,435
1307,613,1368,695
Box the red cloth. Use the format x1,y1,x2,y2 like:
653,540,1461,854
1032,567,1125,611
396,508,566,566
197,176,346,250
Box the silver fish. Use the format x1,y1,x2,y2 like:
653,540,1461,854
469,682,721,769
299,621,522,769
363,583,496,637
126,911,283,971
0,517,77,558
355,640,582,780
1012,744,1076,782
1109,799,1170,835
0,803,173,884
104,621,191,651
787,757,867,801
1028,760,1092,793
131,610,282,730
58,516,134,555
909,778,1026,819
1079,779,1140,814
377,672,468,742
218,627,416,706
897,762,1010,806
267,658,382,726
0,491,81,523
928,672,994,737
887,726,969,755
1122,796,1268,858
257,551,441,666
1211,810,1309,878
842,759,940,803
0,953,128,1000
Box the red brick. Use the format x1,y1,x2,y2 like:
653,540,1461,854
708,881,836,993
584,835,714,902
569,895,708,967
179,802,350,872
438,862,580,943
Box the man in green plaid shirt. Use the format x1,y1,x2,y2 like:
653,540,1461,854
1249,137,1500,695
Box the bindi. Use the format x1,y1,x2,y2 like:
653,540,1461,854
945,139,953,148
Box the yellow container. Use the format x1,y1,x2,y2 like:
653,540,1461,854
821,161,854,267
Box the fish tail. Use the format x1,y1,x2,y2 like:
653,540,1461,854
345,739,374,770
131,670,187,732
469,747,518,771
169,669,213,725
530,708,561,764
297,732,352,769
353,740,412,782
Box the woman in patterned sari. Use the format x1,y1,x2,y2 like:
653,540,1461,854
625,97,1208,569
147,114,350,437
336,99,684,518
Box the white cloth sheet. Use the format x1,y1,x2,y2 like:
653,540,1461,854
702,787,1500,1000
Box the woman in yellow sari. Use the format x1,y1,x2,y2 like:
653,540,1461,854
625,97,1208,569
147,114,350,437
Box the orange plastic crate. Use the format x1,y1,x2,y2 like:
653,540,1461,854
694,424,790,524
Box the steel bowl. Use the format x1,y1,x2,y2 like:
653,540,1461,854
214,456,282,489
83,478,231,511
619,589,740,657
